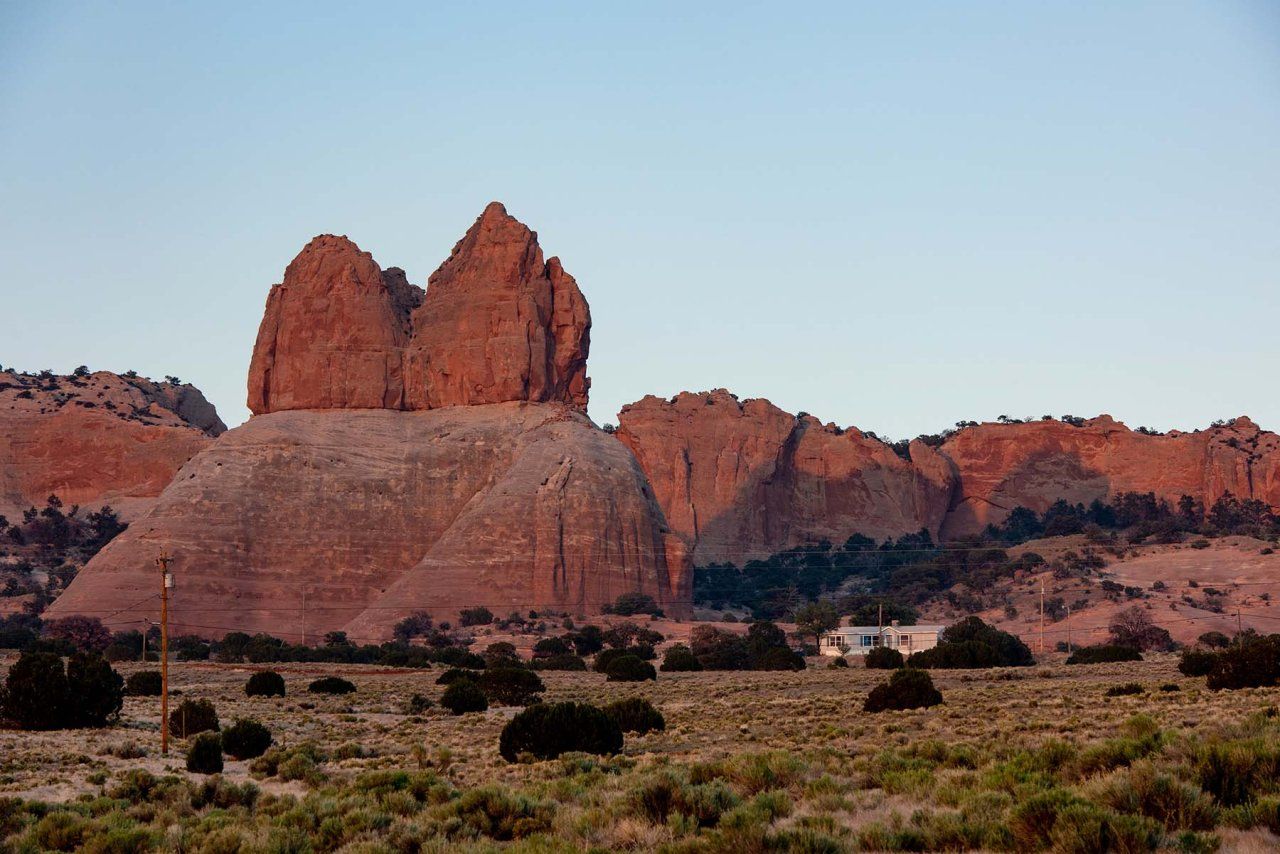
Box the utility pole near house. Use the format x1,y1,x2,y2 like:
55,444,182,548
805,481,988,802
157,552,174,756
1039,580,1045,655
301,588,307,646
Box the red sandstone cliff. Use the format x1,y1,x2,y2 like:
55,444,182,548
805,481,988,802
936,415,1280,538
618,394,1280,562
50,203,686,637
0,369,223,521
616,390,955,564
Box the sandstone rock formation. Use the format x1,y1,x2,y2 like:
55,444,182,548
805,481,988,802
50,203,686,638
0,369,223,521
936,415,1280,538
616,390,956,564
248,202,590,415
618,394,1280,561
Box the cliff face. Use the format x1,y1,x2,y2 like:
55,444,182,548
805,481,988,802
936,415,1280,538
0,370,223,521
617,394,1280,563
50,203,686,637
247,202,590,415
615,390,955,564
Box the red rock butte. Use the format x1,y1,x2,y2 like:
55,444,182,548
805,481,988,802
48,203,689,639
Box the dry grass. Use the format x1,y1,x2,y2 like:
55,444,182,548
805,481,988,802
2,652,1280,851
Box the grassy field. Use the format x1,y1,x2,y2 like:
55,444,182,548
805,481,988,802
2,653,1280,851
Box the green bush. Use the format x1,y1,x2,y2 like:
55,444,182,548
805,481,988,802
498,701,623,762
863,668,943,713
186,732,223,774
0,651,123,730
828,657,849,668
1106,683,1145,696
1067,645,1143,665
478,667,544,706
865,647,905,669
307,676,356,695
405,693,433,714
605,654,657,682
125,670,162,696
245,671,286,697
436,667,480,685
221,718,272,760
530,653,587,671
908,617,1034,669
169,698,219,738
1179,649,1218,677
593,647,631,673
604,697,666,734
752,645,806,671
1205,635,1280,690
660,644,703,672
441,679,488,715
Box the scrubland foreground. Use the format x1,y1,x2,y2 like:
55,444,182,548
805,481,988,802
2,655,1280,852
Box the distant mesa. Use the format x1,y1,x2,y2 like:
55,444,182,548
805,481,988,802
49,203,688,638
617,392,1280,563
0,368,223,522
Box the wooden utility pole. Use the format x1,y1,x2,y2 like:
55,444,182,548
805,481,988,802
1039,580,1045,655
1237,604,1243,638
1066,604,1072,655
157,553,173,756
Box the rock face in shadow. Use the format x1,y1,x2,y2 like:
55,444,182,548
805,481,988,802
0,370,223,521
247,202,590,415
49,405,689,640
936,415,1280,538
615,390,956,564
50,203,686,636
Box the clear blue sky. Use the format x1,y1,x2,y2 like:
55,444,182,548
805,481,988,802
3,2,1277,440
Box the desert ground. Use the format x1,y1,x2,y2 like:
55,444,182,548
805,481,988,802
3,652,1280,852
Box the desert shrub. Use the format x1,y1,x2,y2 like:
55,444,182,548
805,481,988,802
307,676,356,695
245,671,286,697
169,698,219,738
1106,683,1145,697
604,697,665,734
479,667,545,706
436,667,479,685
1091,762,1219,830
435,785,554,840
1205,635,1280,690
1067,645,1143,665
498,701,622,762
908,617,1033,668
41,615,111,652
828,657,849,668
532,637,570,658
405,693,433,714
605,592,663,617
125,669,162,696
459,606,494,626
630,770,740,826
689,625,751,670
0,651,123,729
865,646,905,669
753,645,806,671
530,653,587,671
605,654,657,682
222,718,272,760
863,668,943,713
660,644,703,672
441,679,488,715
1179,649,1219,677
1108,606,1176,652
186,732,224,774
1198,631,1231,649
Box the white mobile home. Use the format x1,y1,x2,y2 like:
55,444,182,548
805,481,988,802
819,621,944,657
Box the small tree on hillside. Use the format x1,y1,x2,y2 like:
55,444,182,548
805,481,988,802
1108,606,1175,652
